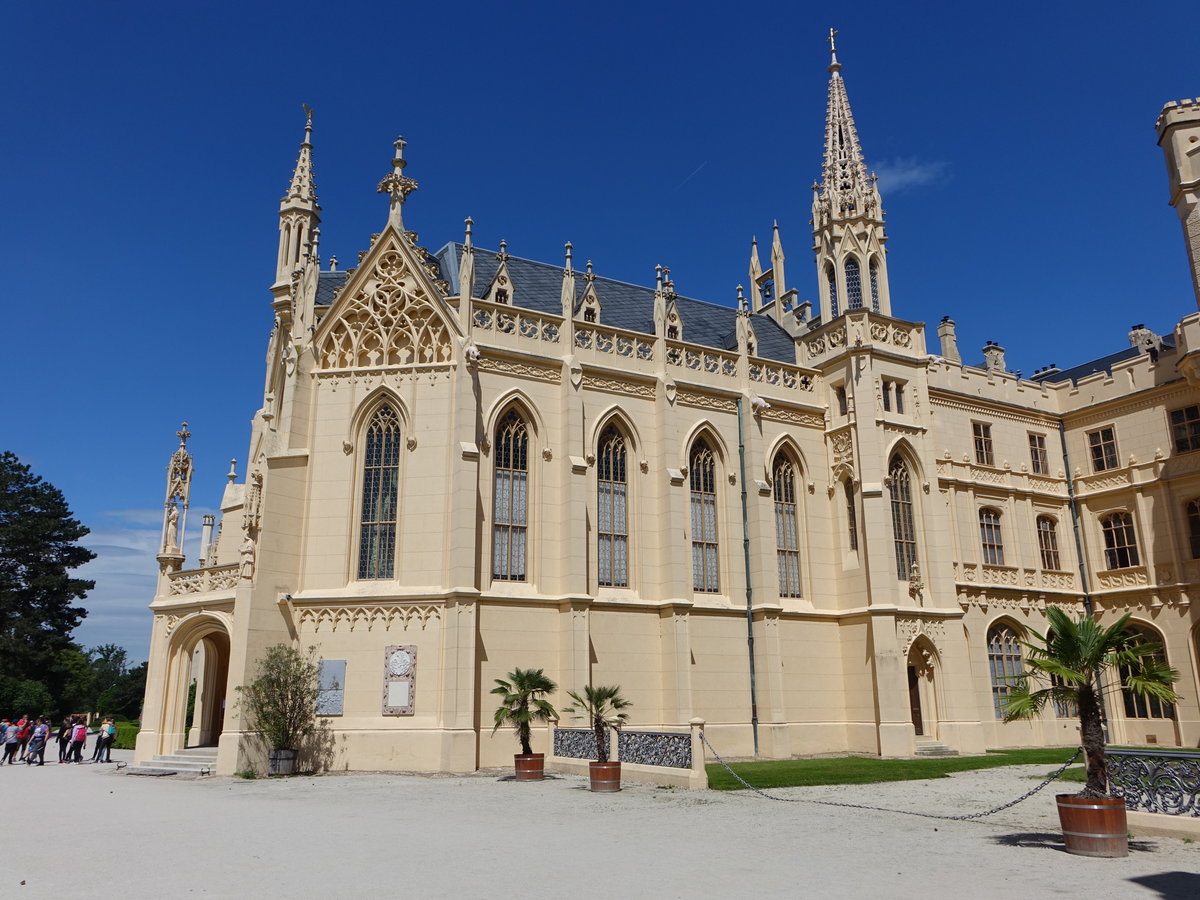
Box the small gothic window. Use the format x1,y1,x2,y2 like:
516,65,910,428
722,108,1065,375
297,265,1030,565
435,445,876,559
1101,512,1139,569
495,289,509,305
888,456,917,580
493,410,529,581
1121,626,1174,719
844,479,858,551
597,426,628,588
835,385,848,416
845,257,863,309
979,508,1005,566
667,325,679,340
826,263,839,318
869,259,880,312
583,307,597,323
690,439,719,593
987,623,1024,718
1036,515,1061,570
359,404,402,580
773,455,802,598
1029,433,1049,474
894,383,905,414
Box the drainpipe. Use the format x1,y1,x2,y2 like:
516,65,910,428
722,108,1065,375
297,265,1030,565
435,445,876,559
736,397,761,756
1058,421,1108,730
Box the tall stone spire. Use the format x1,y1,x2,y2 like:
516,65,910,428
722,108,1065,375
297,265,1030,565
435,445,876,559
1157,98,1200,308
273,106,322,296
812,31,892,318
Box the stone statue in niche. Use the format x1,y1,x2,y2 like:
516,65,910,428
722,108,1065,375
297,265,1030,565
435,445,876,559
164,505,179,552
239,535,257,580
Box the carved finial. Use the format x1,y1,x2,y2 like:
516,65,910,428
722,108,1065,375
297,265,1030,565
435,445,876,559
655,264,663,290
377,134,419,219
497,239,509,263
393,135,407,166
585,259,594,282
329,255,338,271
736,284,747,312
464,216,473,247
564,241,573,272
827,27,841,72
176,421,191,447
227,459,238,483
302,104,313,138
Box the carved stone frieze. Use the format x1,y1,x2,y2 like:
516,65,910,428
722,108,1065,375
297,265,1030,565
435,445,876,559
296,604,442,632
475,355,561,383
760,407,824,428
676,389,737,412
582,373,656,398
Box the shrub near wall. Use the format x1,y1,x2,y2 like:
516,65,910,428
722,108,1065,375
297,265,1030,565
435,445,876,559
112,722,140,750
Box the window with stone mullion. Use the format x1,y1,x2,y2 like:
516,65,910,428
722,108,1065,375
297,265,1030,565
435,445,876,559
493,411,529,581
358,405,402,580
690,442,719,593
889,457,918,580
773,457,802,598
979,508,1005,566
1101,512,1139,570
1036,516,1061,570
987,625,1024,718
597,428,628,588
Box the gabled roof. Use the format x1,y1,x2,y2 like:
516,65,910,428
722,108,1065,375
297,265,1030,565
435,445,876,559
433,243,798,364
1047,335,1177,384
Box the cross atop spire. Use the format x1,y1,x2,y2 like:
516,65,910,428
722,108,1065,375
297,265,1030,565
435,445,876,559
827,27,840,73
284,105,318,205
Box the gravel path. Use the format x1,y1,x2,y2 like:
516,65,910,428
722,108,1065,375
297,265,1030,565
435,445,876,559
5,752,1197,898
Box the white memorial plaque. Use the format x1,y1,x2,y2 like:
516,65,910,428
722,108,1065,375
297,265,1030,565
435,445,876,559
382,644,416,715
387,680,410,709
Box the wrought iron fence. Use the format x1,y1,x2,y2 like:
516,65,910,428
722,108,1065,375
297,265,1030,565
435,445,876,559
1108,747,1200,817
618,731,692,769
553,727,608,760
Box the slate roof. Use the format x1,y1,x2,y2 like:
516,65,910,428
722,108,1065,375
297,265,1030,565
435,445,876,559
433,243,799,364
1044,334,1176,384
316,271,348,306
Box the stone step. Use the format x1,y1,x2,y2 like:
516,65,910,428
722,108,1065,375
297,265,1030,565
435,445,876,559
914,741,959,757
125,751,218,777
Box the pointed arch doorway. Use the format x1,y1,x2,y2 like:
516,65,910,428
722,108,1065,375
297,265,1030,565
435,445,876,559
161,616,232,752
906,639,939,739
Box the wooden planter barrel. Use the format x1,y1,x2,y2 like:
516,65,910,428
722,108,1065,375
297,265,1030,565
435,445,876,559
268,749,297,776
588,760,621,792
513,753,545,781
1056,794,1128,858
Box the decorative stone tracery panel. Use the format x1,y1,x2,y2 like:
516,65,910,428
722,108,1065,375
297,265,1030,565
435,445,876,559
296,604,441,632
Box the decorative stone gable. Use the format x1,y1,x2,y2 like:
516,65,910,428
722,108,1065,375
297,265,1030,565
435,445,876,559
318,230,454,370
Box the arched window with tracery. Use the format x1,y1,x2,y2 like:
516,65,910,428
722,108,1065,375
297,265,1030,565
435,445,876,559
597,426,628,588
493,409,529,581
690,439,719,593
1121,626,1174,719
1036,515,1061,570
1187,499,1200,559
869,259,880,312
888,456,918,580
987,623,1024,718
773,454,802,598
845,257,863,309
358,404,402,580
1101,512,1139,570
979,508,1005,566
826,263,839,318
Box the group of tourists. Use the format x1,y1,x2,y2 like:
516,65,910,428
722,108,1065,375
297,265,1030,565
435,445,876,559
1,715,118,766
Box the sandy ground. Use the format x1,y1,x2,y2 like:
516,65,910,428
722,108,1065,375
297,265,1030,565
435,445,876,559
4,750,1198,899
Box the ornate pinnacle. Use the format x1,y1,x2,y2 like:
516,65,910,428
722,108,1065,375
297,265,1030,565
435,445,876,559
496,239,510,263
563,241,573,275
585,259,595,282
464,217,474,247
827,27,841,73
377,135,419,204
176,421,191,447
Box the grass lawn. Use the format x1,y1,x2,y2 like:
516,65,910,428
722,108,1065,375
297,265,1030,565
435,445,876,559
706,747,1081,791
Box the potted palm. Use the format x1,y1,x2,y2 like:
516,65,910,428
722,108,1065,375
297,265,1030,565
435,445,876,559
491,667,558,781
564,684,631,792
235,644,321,776
1003,607,1178,857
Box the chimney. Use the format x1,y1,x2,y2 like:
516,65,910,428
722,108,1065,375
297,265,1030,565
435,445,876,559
937,316,961,363
1128,323,1163,360
982,340,1007,372
1031,363,1062,382
198,514,215,566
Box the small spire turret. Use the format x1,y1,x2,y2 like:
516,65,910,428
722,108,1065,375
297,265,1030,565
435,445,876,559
377,135,420,230
274,107,322,293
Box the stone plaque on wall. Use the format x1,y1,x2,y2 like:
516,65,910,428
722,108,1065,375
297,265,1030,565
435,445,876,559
316,659,346,716
382,644,417,715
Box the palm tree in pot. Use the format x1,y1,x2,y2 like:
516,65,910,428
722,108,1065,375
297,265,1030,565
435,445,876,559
491,667,558,781
564,684,631,792
1003,607,1178,857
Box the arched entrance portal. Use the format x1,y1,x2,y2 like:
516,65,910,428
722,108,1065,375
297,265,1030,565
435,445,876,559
906,638,939,739
161,616,231,753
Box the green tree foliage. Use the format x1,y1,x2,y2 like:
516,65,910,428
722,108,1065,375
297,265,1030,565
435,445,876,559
0,452,94,685
491,667,558,756
235,644,321,752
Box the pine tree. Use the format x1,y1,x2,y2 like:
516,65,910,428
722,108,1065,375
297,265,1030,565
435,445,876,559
0,451,95,684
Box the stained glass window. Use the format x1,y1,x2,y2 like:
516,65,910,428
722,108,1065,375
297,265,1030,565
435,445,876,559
690,440,719,593
773,456,802,598
889,456,918,580
869,259,880,311
359,404,402,579
845,257,863,309
987,624,1024,718
826,264,839,318
493,410,529,581
597,427,628,588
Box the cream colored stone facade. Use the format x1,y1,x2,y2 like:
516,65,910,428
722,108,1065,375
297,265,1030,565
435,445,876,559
136,62,1200,776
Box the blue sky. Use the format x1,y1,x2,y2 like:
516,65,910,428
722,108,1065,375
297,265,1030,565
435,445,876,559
1,1,1196,661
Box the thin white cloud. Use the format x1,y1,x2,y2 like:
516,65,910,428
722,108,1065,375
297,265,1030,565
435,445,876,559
872,157,949,194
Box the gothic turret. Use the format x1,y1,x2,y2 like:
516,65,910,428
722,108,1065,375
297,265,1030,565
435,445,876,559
812,31,892,318
273,106,321,298
1157,98,1200,308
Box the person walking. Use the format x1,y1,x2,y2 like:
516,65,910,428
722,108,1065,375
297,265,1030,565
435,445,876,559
2,719,19,764
25,718,48,766
15,715,31,761
101,719,117,763
55,717,71,763
69,717,87,763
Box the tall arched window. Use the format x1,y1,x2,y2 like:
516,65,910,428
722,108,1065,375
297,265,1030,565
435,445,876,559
987,623,1024,718
597,426,628,588
1036,516,1061,570
979,508,1005,566
1187,499,1200,559
773,455,802,598
493,409,529,581
869,259,880,312
1121,626,1174,719
844,479,858,551
1101,512,1139,570
826,263,839,318
690,439,719,593
845,257,863,309
359,404,402,580
888,456,918,580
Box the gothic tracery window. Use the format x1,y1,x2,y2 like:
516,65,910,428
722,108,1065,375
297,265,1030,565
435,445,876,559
359,404,402,580
845,257,863,310
773,455,802,598
844,479,858,551
493,410,529,581
889,455,918,580
869,259,880,312
597,426,629,588
987,623,1024,718
826,263,839,319
690,439,719,593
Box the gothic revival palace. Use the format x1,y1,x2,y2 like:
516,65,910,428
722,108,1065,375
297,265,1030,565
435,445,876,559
136,45,1200,775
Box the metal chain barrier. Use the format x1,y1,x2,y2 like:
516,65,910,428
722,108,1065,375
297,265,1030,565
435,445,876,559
701,731,1082,821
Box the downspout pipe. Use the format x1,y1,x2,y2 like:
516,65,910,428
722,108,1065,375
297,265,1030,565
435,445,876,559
736,397,761,756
